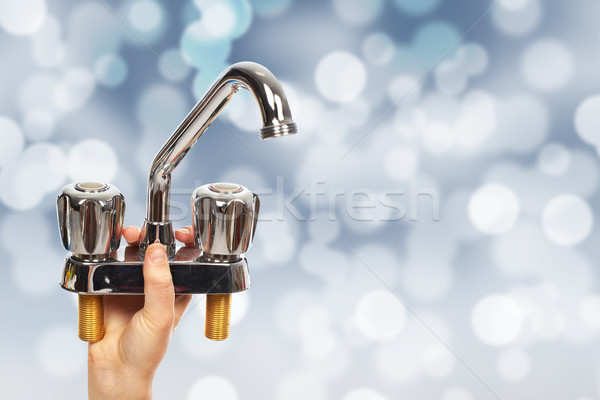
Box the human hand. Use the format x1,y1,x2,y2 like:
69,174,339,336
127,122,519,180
87,226,196,400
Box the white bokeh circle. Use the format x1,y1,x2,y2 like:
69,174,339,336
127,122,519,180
522,39,573,91
542,194,593,246
472,294,524,346
315,52,367,103
468,183,520,235
355,290,406,341
0,0,47,36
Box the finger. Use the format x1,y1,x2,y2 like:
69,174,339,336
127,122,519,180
123,226,142,246
174,226,195,246
173,295,193,329
141,243,175,335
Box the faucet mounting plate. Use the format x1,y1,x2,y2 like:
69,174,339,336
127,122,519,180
60,246,250,294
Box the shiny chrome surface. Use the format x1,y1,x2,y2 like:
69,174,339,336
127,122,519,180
140,62,297,256
60,246,250,294
192,183,260,259
57,182,125,258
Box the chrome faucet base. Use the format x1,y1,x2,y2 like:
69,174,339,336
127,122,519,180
139,220,176,258
60,246,250,294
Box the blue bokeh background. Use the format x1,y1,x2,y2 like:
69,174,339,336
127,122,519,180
1,0,600,398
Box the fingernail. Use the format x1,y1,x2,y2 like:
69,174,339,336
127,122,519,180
178,227,190,233
149,245,166,263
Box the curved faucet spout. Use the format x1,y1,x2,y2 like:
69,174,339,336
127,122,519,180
141,62,297,256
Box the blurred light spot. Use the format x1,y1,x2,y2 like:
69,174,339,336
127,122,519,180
94,54,128,87
196,0,251,40
497,348,531,381
468,183,520,235
275,371,327,400
0,0,46,36
180,21,232,69
200,3,235,39
53,68,96,112
580,295,600,329
441,388,473,400
384,147,418,181
0,143,67,210
22,109,55,141
343,388,387,400
68,139,118,182
388,74,421,105
538,143,571,176
492,0,541,36
128,0,163,33
251,0,293,17
159,48,192,82
332,0,384,26
355,290,406,341
542,194,593,246
457,43,489,76
299,242,350,283
0,116,24,168
362,32,395,65
413,21,460,67
315,51,366,103
37,325,86,378
500,0,531,10
522,39,573,91
472,294,524,346
420,343,455,378
575,95,600,150
187,376,238,400
392,0,441,16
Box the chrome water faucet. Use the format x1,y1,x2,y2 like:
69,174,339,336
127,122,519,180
141,62,297,257
57,62,297,342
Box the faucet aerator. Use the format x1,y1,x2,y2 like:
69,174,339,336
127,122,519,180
260,122,298,140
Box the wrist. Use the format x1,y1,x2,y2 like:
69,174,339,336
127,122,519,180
88,362,154,400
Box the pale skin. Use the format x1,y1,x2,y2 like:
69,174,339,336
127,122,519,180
88,226,195,400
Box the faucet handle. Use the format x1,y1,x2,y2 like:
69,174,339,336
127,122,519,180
192,182,260,258
57,182,125,258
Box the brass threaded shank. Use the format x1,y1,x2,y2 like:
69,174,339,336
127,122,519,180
205,294,231,341
78,294,104,342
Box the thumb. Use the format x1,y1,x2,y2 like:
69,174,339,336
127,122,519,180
141,243,175,334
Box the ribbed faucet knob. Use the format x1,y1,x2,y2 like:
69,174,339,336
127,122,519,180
57,182,125,258
192,182,260,259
